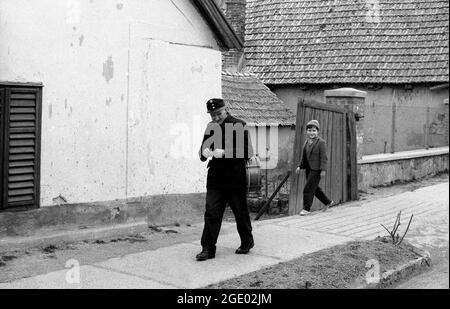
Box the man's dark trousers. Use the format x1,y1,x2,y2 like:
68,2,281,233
201,189,253,252
303,168,331,211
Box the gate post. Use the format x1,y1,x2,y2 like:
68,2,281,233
324,88,367,160
444,98,449,145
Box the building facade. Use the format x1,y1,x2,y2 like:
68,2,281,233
0,0,241,211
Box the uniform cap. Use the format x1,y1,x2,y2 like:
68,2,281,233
206,98,226,113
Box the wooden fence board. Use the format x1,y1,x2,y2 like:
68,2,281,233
288,99,305,215
336,112,343,203
342,112,348,202
327,110,333,202
348,113,358,200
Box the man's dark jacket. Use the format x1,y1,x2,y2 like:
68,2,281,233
199,114,253,189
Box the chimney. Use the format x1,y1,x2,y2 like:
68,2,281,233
218,0,247,72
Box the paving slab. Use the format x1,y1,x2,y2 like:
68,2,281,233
95,243,280,289
211,224,352,261
0,265,173,289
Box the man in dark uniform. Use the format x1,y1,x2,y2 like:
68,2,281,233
196,98,254,261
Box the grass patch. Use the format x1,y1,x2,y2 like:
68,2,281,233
42,245,58,254
1,255,18,262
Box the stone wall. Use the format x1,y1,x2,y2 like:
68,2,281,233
358,149,449,191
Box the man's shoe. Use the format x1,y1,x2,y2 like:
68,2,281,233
235,241,254,254
195,249,215,261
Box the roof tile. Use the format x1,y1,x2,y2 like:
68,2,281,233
221,71,296,126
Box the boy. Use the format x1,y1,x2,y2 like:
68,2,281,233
295,120,334,215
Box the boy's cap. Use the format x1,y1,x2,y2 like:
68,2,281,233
306,120,320,130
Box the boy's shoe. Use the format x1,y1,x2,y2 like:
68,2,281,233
299,209,310,216
322,200,335,212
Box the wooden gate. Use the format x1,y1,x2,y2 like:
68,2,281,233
289,99,358,215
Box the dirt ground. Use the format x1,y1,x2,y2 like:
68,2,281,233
0,225,204,283
205,237,422,289
0,173,447,285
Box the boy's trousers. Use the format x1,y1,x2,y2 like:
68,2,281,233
303,169,331,211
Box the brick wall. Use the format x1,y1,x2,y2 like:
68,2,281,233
222,0,246,71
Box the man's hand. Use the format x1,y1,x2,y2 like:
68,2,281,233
295,167,300,174
213,149,225,158
320,170,326,177
202,148,213,158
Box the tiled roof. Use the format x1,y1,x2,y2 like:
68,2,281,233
245,0,449,84
222,71,296,125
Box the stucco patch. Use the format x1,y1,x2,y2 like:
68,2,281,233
406,132,425,147
147,143,155,175
52,194,68,205
191,65,203,74
102,56,114,83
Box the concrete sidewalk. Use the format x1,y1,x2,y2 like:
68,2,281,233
0,183,448,289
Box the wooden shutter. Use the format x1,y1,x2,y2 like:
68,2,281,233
0,89,4,210
1,86,42,209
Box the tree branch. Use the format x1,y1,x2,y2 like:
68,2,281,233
398,214,414,245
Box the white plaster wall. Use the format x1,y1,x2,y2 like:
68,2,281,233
0,0,222,205
127,38,220,197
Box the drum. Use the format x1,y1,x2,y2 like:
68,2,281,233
246,156,262,195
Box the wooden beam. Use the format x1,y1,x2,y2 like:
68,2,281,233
429,83,449,91
0,82,43,87
303,101,346,114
